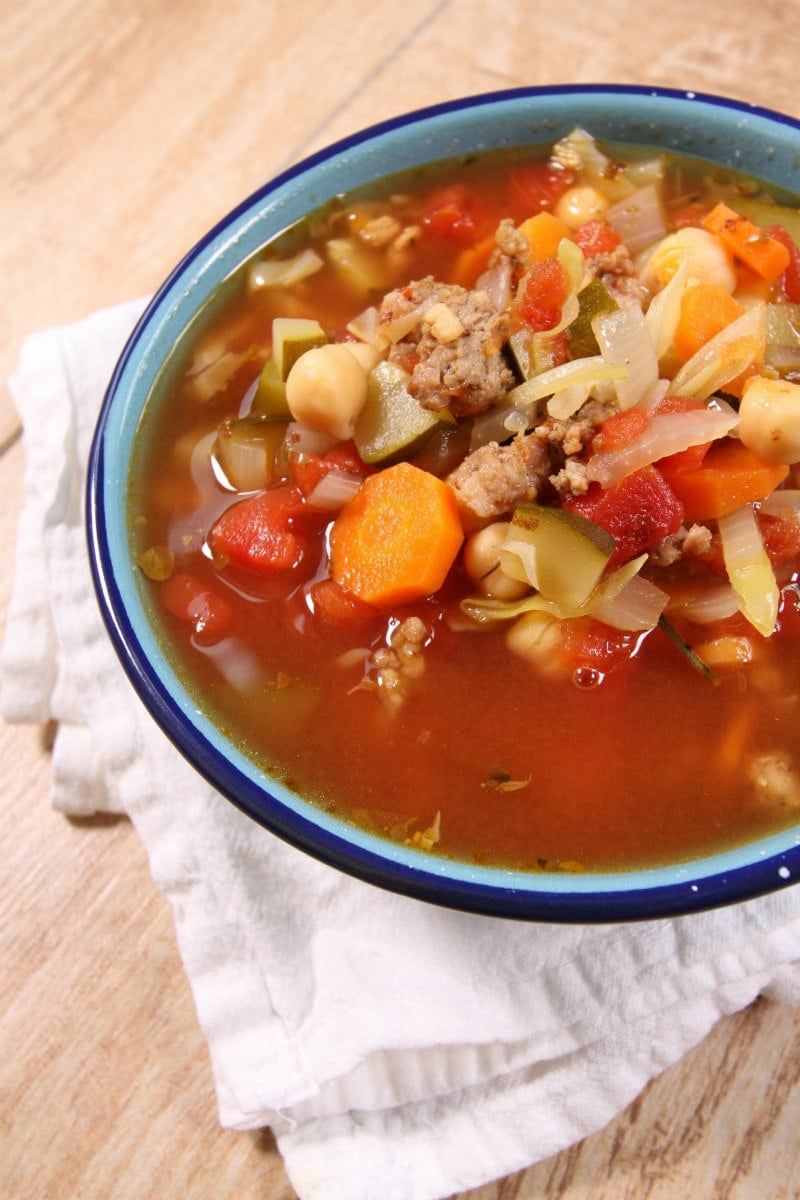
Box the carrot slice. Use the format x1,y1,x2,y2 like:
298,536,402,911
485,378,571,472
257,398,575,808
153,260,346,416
666,439,789,521
517,210,570,263
673,284,744,363
329,461,464,607
452,234,497,288
702,202,791,283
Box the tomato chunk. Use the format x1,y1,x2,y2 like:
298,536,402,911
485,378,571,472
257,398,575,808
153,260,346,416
159,572,234,645
653,395,713,479
508,162,575,217
563,466,685,566
290,439,371,499
518,257,570,332
573,220,622,257
209,484,309,575
420,184,487,244
559,617,642,677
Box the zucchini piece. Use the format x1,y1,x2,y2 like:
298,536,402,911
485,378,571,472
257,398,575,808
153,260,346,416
353,360,449,465
253,355,291,418
501,503,615,610
565,277,618,358
271,317,328,380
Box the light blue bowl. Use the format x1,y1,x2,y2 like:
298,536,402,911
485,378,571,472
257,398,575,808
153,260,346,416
88,85,800,921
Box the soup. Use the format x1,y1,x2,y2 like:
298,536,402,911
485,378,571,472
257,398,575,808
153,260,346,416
130,129,800,872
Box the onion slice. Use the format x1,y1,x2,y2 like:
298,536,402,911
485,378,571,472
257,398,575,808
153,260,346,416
247,248,324,291
718,503,780,637
306,471,363,512
592,305,659,411
587,406,738,487
510,356,627,412
670,303,766,400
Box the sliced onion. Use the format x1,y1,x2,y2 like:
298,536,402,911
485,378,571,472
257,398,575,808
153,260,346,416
645,255,689,362
639,378,670,412
718,503,780,637
346,301,433,348
606,184,667,254
285,422,339,457
593,571,669,631
546,382,592,421
476,258,512,310
593,305,658,411
510,356,627,412
469,404,529,450
306,471,363,511
761,489,800,516
666,582,740,624
346,305,383,346
670,303,766,400
213,432,268,492
587,406,738,487
247,248,323,291
190,431,219,489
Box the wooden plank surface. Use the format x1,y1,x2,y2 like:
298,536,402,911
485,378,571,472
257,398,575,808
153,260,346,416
3,2,800,1198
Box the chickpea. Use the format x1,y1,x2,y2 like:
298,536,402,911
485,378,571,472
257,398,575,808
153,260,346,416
506,611,563,673
285,343,369,440
342,341,384,373
738,376,800,465
554,185,608,231
640,227,737,293
463,522,530,600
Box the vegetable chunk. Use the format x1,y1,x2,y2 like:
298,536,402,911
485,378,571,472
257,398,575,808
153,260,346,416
330,462,464,606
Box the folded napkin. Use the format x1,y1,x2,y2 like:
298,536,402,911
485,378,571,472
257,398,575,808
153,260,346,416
5,301,800,1200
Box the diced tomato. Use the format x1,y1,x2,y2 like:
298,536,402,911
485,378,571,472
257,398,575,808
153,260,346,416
573,220,622,258
765,224,800,303
653,394,713,479
420,184,488,245
307,577,379,627
760,509,800,568
518,257,570,332
159,572,234,646
209,484,309,575
509,162,575,217
558,617,642,677
544,331,571,369
592,407,650,454
563,465,685,567
290,439,372,499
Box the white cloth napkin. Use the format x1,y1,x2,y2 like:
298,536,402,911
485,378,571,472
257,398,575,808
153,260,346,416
5,301,800,1200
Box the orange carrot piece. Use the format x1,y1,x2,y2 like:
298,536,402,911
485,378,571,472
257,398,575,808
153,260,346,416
517,211,570,263
666,439,789,522
329,462,464,607
702,202,791,283
673,283,744,363
452,234,497,287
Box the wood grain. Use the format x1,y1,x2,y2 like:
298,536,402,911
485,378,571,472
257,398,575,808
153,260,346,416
3,2,800,1198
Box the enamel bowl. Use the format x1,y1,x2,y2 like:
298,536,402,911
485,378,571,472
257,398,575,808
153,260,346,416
87,85,800,922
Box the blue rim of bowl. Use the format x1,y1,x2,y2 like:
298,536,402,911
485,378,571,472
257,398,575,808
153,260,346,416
87,84,800,922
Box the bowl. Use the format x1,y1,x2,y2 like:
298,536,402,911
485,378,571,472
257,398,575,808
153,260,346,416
88,84,800,922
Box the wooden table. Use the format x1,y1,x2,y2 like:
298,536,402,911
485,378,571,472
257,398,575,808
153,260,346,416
3,3,800,1197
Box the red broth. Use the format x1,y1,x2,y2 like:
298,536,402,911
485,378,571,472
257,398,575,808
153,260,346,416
130,137,800,872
